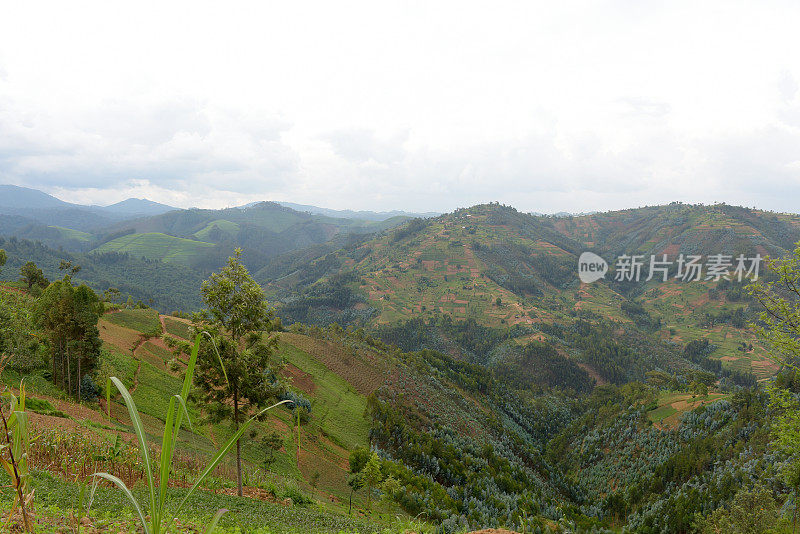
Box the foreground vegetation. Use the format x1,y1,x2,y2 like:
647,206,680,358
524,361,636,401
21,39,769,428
4,205,800,532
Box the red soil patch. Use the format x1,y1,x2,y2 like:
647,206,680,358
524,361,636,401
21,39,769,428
281,363,317,394
280,333,388,395
661,244,680,256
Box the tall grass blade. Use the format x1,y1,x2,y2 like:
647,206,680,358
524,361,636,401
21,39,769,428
107,376,156,529
91,473,149,533
201,508,229,534
157,396,177,527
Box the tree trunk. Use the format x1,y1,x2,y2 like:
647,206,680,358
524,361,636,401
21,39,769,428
66,342,71,400
77,350,81,401
234,391,243,497
52,341,57,387
793,487,797,534
60,340,65,391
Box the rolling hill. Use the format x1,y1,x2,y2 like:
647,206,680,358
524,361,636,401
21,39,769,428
93,232,217,265
0,272,786,532
267,202,800,384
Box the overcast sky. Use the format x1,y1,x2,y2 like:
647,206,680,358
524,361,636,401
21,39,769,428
1,1,799,213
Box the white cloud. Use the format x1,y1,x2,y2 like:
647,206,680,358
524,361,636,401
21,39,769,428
0,0,799,213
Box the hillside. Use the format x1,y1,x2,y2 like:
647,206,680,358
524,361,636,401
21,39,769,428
0,237,207,311
0,186,413,284
268,203,796,384
93,232,217,265
1,275,791,533
0,287,404,531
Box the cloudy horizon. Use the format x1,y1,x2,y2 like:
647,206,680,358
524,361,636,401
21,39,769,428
2,1,800,214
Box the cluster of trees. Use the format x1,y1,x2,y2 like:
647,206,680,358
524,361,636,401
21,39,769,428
472,242,545,297
0,251,103,399
621,300,662,330
495,341,594,393
0,237,206,311
278,271,375,327
390,217,429,243
374,315,525,361
36,274,103,400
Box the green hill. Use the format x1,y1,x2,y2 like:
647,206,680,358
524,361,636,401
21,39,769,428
93,232,216,265
269,203,798,384
193,219,240,241
47,225,92,242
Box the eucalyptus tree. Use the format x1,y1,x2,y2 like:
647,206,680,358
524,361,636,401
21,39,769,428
193,249,284,496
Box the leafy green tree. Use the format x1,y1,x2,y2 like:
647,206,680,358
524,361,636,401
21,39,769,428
697,485,777,534
380,475,400,505
19,261,47,291
58,260,81,275
362,451,383,512
347,472,364,516
193,249,283,497
749,248,800,368
36,276,102,399
0,249,6,274
103,287,121,304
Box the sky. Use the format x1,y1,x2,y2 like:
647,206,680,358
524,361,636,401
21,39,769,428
1,1,799,214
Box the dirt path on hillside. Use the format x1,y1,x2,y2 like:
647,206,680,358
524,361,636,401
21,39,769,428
122,314,169,394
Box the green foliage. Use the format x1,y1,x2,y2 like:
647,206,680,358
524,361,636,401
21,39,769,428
194,249,284,496
19,261,48,291
0,382,33,532
94,333,293,534
695,484,778,534
495,341,594,393
36,277,103,399
0,288,46,372
361,452,383,511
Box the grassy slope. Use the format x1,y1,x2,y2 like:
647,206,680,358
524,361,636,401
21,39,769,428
5,296,394,529
647,391,730,428
47,225,92,242
93,232,216,265
194,219,241,240
104,308,161,333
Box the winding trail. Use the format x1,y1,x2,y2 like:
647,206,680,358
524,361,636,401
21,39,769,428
121,313,169,395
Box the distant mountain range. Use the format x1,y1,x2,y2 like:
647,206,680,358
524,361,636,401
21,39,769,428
0,185,417,308
0,184,176,214
276,201,439,221
0,184,437,225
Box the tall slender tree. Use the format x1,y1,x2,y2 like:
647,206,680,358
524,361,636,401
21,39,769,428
193,249,284,496
36,276,102,399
